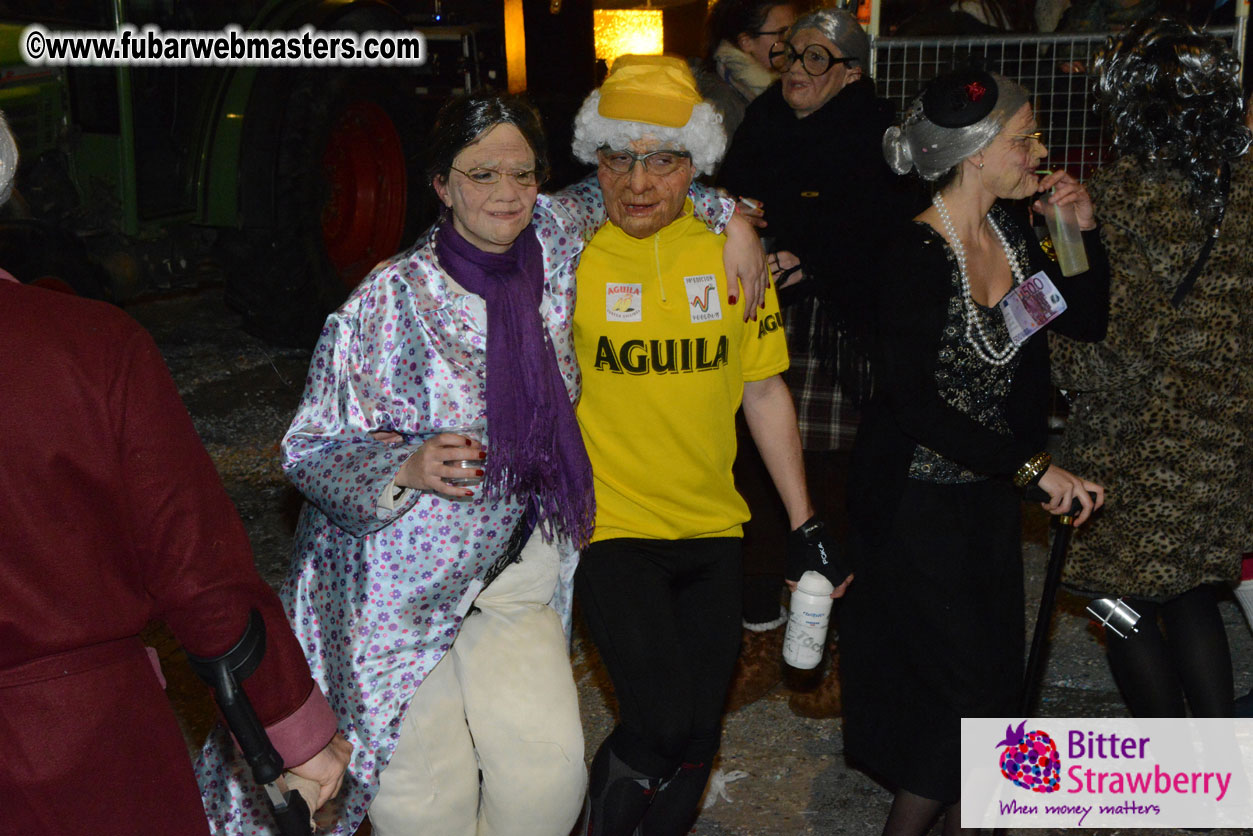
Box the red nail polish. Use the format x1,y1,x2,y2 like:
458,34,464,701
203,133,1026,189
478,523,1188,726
478,451,487,459
475,469,484,477
729,295,737,305
464,488,475,496
465,438,472,446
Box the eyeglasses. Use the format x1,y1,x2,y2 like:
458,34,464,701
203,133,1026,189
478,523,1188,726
768,42,855,76
449,165,542,187
1007,131,1046,148
596,148,692,176
750,25,790,39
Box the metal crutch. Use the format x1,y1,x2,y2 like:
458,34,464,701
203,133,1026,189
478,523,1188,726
188,610,314,836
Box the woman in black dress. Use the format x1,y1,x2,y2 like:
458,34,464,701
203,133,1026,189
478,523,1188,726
839,69,1108,835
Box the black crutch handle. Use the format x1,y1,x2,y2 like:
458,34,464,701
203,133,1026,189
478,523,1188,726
188,610,284,786
188,610,314,836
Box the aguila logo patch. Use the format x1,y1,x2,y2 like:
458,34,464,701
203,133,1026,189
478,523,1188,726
606,283,642,322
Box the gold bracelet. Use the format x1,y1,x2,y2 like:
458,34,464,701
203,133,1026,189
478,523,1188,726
1013,451,1051,488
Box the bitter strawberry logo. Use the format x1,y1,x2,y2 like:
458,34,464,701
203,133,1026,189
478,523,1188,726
997,720,1061,793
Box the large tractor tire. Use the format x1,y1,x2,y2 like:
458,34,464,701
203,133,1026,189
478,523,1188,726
226,66,434,347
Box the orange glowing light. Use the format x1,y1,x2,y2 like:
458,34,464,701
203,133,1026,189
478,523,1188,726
593,9,664,67
505,0,526,92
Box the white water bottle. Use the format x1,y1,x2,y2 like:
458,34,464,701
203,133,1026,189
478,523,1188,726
1043,190,1089,277
783,571,835,670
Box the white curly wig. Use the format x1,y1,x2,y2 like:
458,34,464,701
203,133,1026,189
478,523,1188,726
571,90,728,177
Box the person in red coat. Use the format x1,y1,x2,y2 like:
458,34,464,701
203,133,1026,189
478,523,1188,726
0,277,351,834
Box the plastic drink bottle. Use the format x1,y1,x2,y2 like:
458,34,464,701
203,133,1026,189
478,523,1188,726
1039,174,1090,276
783,571,834,670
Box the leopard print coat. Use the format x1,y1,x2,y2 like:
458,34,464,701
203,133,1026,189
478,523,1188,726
1051,154,1253,600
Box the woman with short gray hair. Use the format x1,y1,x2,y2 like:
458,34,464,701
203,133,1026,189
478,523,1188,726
715,7,923,720
839,68,1109,834
198,92,598,836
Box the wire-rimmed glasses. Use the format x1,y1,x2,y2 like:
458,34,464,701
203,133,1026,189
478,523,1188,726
448,165,542,187
596,148,693,176
1007,131,1047,150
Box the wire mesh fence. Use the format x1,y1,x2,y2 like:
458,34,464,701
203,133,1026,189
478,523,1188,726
870,26,1244,182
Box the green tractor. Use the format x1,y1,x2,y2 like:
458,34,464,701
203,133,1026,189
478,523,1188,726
1,0,502,345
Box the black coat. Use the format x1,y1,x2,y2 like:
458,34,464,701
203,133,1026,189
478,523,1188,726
717,78,925,311
717,78,926,400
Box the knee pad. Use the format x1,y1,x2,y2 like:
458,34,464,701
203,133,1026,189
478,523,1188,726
606,726,683,780
584,741,666,836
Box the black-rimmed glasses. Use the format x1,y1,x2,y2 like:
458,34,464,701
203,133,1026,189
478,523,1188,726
449,165,542,187
750,25,790,39
768,42,855,76
596,148,692,176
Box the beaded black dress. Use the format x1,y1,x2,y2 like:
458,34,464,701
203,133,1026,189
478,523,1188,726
839,202,1109,803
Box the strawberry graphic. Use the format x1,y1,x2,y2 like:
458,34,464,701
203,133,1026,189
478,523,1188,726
996,720,1061,793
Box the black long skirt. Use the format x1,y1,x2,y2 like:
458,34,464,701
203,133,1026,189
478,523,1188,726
839,477,1024,803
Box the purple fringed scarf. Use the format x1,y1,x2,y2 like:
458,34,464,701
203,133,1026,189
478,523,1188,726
435,219,596,547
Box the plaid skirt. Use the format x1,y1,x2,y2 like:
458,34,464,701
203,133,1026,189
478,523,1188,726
783,297,859,451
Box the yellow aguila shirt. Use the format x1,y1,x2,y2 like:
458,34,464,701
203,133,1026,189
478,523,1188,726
573,201,788,542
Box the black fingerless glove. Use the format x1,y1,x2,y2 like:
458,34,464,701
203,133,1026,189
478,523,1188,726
786,516,851,588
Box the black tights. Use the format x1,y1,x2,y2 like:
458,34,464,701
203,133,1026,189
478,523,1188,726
1104,584,1234,717
883,790,967,836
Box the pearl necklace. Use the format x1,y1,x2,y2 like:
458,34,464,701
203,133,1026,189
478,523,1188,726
932,192,1025,366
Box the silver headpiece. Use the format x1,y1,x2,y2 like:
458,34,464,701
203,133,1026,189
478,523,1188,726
883,70,1029,181
787,8,870,69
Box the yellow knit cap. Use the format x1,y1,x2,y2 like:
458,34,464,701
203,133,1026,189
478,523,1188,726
597,55,703,129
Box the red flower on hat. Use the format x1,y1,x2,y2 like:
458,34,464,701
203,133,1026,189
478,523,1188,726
965,81,987,102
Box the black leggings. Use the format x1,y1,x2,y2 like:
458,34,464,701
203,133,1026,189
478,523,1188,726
575,537,743,777
1104,584,1234,717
